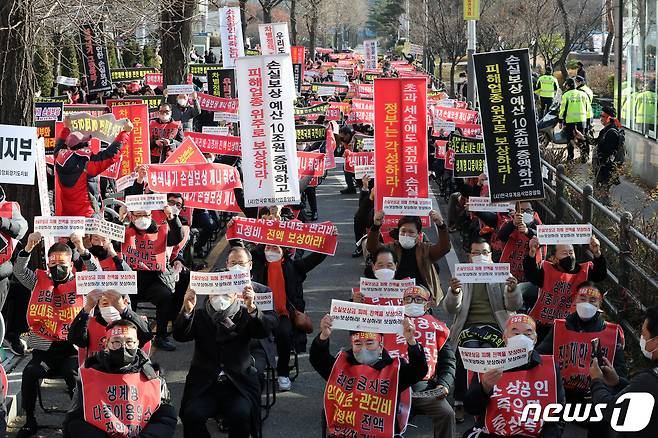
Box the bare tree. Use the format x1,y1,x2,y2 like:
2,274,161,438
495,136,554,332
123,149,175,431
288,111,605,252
259,0,285,23
289,0,298,45
160,0,197,88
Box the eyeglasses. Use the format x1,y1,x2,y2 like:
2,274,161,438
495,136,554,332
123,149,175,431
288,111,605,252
403,296,428,304
109,339,137,349
168,201,183,208
227,261,250,267
520,208,534,214
470,250,491,256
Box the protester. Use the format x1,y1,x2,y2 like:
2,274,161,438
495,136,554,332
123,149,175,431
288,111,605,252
0,184,28,309
310,315,428,436
337,125,356,194
54,115,133,217
13,234,97,437
367,210,450,303
63,319,177,437
590,305,658,437
594,106,623,203
463,314,565,438
443,238,522,422
497,201,543,282
87,233,130,271
149,103,183,163
174,284,270,438
163,90,201,132
351,174,374,258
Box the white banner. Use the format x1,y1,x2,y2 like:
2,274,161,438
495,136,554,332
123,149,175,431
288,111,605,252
316,86,335,97
361,137,375,152
202,126,230,136
536,224,592,245
213,112,240,123
437,99,455,108
458,346,530,372
35,138,51,216
433,119,456,133
354,164,375,180
454,263,511,283
76,271,138,295
56,75,79,86
116,174,137,192
359,278,415,300
364,39,378,70
34,216,86,237
189,270,251,295
259,22,291,55
467,197,515,213
166,84,195,95
220,7,245,68
329,299,404,334
84,218,126,242
333,69,348,84
125,194,168,212
236,54,300,207
0,124,37,185
382,197,433,217
239,289,274,311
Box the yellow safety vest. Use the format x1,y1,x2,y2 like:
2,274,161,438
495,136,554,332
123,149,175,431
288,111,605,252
635,91,657,124
536,75,558,98
577,85,594,118
559,89,589,123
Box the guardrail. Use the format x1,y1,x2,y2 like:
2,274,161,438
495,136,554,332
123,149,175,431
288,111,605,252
536,159,658,344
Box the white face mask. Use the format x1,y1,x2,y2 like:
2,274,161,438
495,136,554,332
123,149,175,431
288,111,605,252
398,235,416,249
133,217,151,231
576,302,598,320
374,268,395,281
169,206,180,216
160,114,171,122
265,251,282,262
177,98,187,106
507,334,535,352
206,157,215,163
404,303,425,317
354,348,380,365
522,212,534,225
210,295,233,311
100,305,121,322
471,254,492,264
640,336,657,360
228,264,250,274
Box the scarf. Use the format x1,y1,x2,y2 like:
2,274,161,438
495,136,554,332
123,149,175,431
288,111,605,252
267,259,289,316
205,296,241,329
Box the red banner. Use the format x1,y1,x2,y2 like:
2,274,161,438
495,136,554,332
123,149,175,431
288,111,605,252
226,217,337,255
163,138,206,164
444,147,455,170
297,151,326,177
347,98,374,124
344,150,374,174
374,78,429,230
325,124,337,169
434,140,447,159
185,132,241,156
197,92,239,113
100,158,122,179
81,367,161,437
27,271,83,342
144,73,193,88
433,106,479,125
112,104,150,178
182,191,241,213
147,162,242,193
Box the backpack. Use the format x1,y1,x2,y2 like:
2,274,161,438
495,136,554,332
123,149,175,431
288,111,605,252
614,127,626,164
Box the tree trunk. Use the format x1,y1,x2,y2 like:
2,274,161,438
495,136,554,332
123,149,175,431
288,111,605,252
438,55,443,82
308,1,318,57
160,0,196,100
0,0,41,235
602,0,614,66
450,61,456,97
52,32,62,87
555,0,572,80
532,43,538,68
263,6,272,23
289,0,297,45
240,0,248,46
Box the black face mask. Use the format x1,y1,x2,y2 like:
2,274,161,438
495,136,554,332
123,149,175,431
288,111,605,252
49,264,70,283
89,245,108,260
109,347,137,368
558,256,576,272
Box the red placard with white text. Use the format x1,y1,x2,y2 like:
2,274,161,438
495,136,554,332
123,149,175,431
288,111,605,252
374,78,429,230
185,132,241,156
226,217,337,255
111,104,150,178
197,93,238,113
297,151,325,177
347,98,374,124
344,150,374,174
147,163,242,193
163,138,206,164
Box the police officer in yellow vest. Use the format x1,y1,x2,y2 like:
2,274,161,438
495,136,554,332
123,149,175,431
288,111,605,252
575,76,594,126
634,80,657,134
559,77,591,161
534,66,559,117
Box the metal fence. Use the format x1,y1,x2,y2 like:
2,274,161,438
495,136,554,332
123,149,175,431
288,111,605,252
536,159,658,344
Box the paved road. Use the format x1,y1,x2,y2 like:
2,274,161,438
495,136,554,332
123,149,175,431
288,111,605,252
8,167,472,437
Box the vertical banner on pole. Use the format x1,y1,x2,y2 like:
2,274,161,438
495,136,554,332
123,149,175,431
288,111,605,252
374,78,429,231
236,54,300,207
111,104,150,179
79,24,113,93
364,39,379,70
291,46,306,94
220,7,245,68
463,0,481,20
207,69,236,98
473,49,544,202
259,23,291,55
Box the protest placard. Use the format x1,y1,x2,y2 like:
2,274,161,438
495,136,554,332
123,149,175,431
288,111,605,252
68,112,126,144
297,151,326,178
450,134,486,178
354,164,375,180
110,67,158,82
454,263,511,283
291,46,305,93
202,126,230,136
76,271,138,295
34,216,86,237
162,138,206,165
34,102,64,123
295,124,327,143
433,120,456,133
329,299,404,334
458,346,530,372
467,197,515,213
185,132,240,156
364,39,378,70
125,194,168,212
536,224,592,245
116,173,137,192
166,84,195,95
220,7,244,68
359,278,415,300
56,76,79,87
147,163,242,193
0,124,37,185
347,98,374,124
84,218,126,242
382,197,432,217
207,69,236,98
361,137,375,152
344,150,374,174
79,24,112,93
259,22,291,55
189,270,251,295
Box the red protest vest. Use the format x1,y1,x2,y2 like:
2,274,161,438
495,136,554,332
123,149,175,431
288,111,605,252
27,270,83,342
553,318,619,391
99,256,118,271
484,355,558,437
499,230,545,283
0,363,7,399
0,201,18,264
383,314,449,381
81,367,161,437
324,351,400,437
121,225,167,272
528,261,592,326
78,317,108,366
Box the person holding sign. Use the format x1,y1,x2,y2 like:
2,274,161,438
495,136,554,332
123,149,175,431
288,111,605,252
0,185,28,309
62,319,177,438
149,104,183,163
367,211,450,304
163,89,200,132
87,233,131,271
463,314,565,438
497,201,544,282
174,283,270,438
524,235,607,341
443,238,522,422
311,315,427,436
12,233,97,437
54,115,134,217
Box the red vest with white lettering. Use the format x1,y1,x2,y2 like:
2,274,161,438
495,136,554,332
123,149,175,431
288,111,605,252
528,261,592,326
99,255,118,271
78,317,108,366
484,355,558,437
81,367,161,437
553,318,620,391
499,217,545,282
0,201,19,264
384,314,449,381
324,351,400,437
27,270,83,342
121,225,167,272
